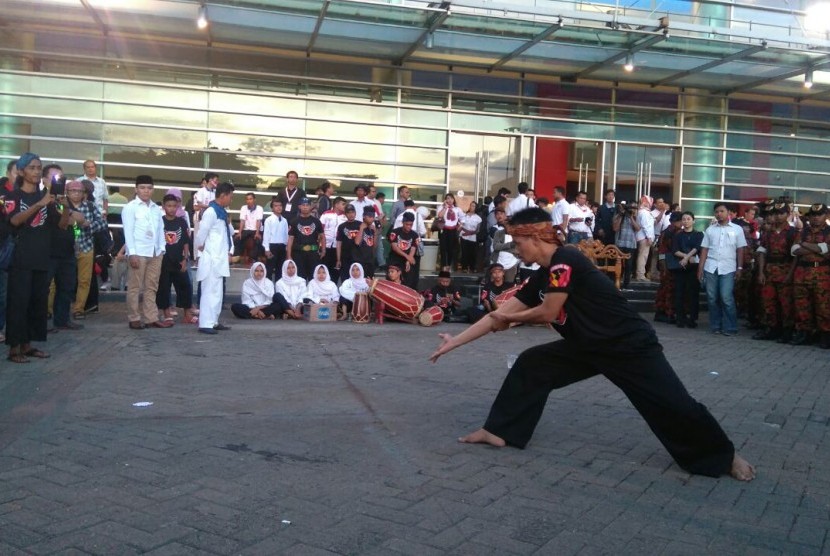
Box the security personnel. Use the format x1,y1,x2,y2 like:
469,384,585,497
791,203,830,348
753,202,797,342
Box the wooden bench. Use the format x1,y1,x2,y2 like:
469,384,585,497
576,240,631,289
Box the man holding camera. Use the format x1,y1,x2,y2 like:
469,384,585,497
613,200,640,289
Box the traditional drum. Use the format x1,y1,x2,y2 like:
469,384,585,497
370,279,423,319
494,284,522,306
351,292,371,323
418,305,444,327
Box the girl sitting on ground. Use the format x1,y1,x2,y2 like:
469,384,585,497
231,262,281,320
305,264,340,305
275,259,306,319
385,264,403,285
339,262,371,318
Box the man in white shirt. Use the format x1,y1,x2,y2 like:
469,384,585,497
320,196,347,280
350,184,374,221
649,197,670,280
192,172,219,261
566,191,594,244
122,175,169,330
196,181,235,334
236,192,263,264
634,196,656,281
506,182,537,217
697,202,747,336
393,199,427,238
550,187,570,240
78,159,108,215
262,198,289,281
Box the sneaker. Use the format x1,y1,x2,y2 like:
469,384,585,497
213,323,231,331
198,327,218,335
710,329,722,335
84,305,99,314
99,281,111,291
722,331,737,337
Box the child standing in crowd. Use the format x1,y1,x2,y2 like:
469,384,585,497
195,181,234,335
262,198,289,281
274,259,305,319
157,194,197,324
231,262,282,319
336,204,361,283
353,205,377,278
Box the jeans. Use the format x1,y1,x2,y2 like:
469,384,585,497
704,271,737,333
48,257,78,327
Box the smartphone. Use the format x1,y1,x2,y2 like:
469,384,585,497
50,174,66,196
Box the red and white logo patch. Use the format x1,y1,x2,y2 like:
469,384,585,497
548,263,572,288
300,224,316,236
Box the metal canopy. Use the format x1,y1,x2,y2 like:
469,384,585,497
1,0,829,100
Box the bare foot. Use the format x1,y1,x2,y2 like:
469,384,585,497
730,454,756,481
458,428,506,447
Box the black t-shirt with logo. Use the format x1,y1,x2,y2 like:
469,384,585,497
481,281,511,305
336,220,362,263
163,216,189,268
289,215,323,248
355,225,375,265
387,227,419,266
5,188,53,270
514,246,657,353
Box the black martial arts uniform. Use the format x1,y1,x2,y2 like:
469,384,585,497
483,245,736,477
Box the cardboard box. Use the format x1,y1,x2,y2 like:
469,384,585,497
303,303,337,322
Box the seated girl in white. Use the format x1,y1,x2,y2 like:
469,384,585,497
231,262,280,319
305,264,340,304
339,262,371,317
275,259,306,319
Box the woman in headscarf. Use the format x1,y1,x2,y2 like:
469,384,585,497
306,264,340,305
338,262,370,318
231,262,281,319
274,259,306,319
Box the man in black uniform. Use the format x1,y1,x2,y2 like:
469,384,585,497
336,204,361,283
387,212,420,290
430,207,755,481
286,198,324,281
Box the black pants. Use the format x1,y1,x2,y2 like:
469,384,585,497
482,340,735,478
156,265,193,309
392,258,420,290
5,267,49,347
618,246,636,287
85,265,99,310
273,292,300,313
439,228,459,269
265,243,287,282
673,268,700,324
322,247,338,284
48,257,77,327
460,240,477,271
339,257,355,284
292,249,319,281
231,297,283,319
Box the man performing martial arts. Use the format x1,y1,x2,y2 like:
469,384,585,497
195,181,234,335
430,207,755,481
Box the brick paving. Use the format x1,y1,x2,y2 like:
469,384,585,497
0,300,828,555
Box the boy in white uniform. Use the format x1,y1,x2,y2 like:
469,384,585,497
195,181,234,334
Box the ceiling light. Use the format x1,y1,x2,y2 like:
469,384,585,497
197,4,208,29
804,69,814,89
624,53,634,72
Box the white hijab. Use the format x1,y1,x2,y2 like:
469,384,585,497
339,262,370,302
276,259,306,306
307,264,339,302
241,262,274,307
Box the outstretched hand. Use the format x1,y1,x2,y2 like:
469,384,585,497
429,333,456,363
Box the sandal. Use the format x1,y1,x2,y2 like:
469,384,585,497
23,348,50,359
7,353,30,364
182,315,199,325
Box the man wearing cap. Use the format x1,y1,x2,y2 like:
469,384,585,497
752,202,797,342
387,212,421,290
336,204,361,283
122,175,171,329
277,170,306,224
791,203,830,347
286,197,324,281
429,207,756,482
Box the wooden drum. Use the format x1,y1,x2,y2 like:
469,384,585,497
418,305,444,327
351,292,371,324
370,279,423,319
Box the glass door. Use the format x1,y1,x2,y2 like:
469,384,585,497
449,133,523,211
615,144,677,205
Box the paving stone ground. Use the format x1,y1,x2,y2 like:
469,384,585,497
0,300,828,555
